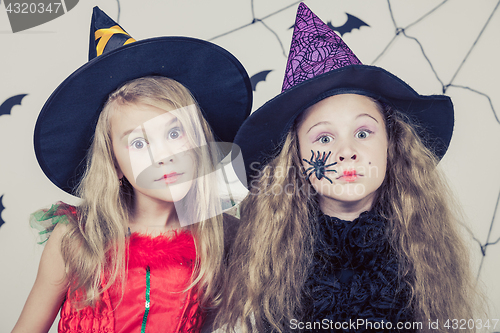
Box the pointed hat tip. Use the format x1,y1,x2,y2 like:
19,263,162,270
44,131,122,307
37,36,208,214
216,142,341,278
88,6,135,61
281,2,362,92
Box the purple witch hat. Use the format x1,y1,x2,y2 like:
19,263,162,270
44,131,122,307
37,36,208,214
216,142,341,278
282,3,361,91
234,2,454,184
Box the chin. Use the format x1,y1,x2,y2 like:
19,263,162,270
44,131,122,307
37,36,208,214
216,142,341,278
133,185,192,204
316,183,378,205
166,183,193,203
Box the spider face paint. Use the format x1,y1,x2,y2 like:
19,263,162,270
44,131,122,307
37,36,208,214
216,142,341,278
296,94,388,210
302,150,337,183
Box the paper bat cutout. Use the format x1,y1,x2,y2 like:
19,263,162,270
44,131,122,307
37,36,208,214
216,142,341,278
0,94,27,117
327,13,370,36
250,70,273,91
0,195,5,229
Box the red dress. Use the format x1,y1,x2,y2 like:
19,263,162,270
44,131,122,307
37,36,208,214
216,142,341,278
30,203,204,333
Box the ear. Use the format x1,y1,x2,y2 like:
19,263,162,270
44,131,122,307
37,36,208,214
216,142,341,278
111,149,124,178
115,161,124,179
116,167,123,179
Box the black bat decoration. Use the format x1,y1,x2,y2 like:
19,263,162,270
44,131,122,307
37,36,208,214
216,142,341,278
250,70,273,91
303,150,337,183
0,94,28,117
0,195,5,229
327,13,370,36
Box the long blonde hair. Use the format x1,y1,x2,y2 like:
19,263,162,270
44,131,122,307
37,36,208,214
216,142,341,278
61,76,225,308
217,102,480,332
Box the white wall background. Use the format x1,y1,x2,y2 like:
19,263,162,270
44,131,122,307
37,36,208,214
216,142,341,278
1,0,499,331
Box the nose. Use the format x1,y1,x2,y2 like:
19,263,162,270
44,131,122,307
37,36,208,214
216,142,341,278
336,140,357,162
149,142,175,167
156,155,174,166
339,154,356,161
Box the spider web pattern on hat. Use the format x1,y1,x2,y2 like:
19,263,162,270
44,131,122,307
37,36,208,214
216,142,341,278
282,2,362,92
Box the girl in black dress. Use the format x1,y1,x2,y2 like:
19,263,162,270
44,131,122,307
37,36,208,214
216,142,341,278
215,3,482,332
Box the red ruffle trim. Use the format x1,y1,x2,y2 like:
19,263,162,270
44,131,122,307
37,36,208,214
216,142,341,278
127,231,196,270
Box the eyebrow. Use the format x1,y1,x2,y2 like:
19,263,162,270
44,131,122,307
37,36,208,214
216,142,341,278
306,112,380,134
307,121,331,134
356,113,379,123
120,117,178,140
121,127,143,140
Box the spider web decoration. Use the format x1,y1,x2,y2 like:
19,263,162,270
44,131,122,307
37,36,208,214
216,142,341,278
210,0,302,56
372,0,500,281
281,2,361,92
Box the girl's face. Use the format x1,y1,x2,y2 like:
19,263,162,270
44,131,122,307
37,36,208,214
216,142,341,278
297,94,388,210
110,102,196,204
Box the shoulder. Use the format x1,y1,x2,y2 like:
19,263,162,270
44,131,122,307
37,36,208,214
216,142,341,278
30,201,78,244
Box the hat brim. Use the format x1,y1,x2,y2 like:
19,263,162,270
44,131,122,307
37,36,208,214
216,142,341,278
234,65,453,184
34,37,252,194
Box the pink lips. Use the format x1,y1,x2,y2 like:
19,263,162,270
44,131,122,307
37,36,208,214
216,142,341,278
159,172,181,184
342,170,357,182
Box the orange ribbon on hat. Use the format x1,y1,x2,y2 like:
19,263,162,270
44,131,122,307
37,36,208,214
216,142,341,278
95,25,136,57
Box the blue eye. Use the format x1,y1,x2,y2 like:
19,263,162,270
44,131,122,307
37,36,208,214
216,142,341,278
355,130,371,139
318,135,332,144
130,138,147,150
168,127,182,140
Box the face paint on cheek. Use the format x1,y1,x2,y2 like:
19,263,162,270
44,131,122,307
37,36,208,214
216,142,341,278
302,150,338,183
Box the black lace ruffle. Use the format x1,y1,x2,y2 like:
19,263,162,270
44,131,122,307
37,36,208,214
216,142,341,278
302,211,413,332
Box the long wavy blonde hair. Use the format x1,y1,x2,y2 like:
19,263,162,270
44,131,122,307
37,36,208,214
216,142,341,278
216,101,481,332
60,76,225,309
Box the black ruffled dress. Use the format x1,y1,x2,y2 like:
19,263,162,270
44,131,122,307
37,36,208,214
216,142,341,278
300,211,414,332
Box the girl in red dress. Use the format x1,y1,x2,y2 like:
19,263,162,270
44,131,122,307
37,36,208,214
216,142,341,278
12,7,251,333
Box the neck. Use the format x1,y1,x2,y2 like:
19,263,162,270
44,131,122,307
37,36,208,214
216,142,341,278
130,194,181,234
319,193,375,221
